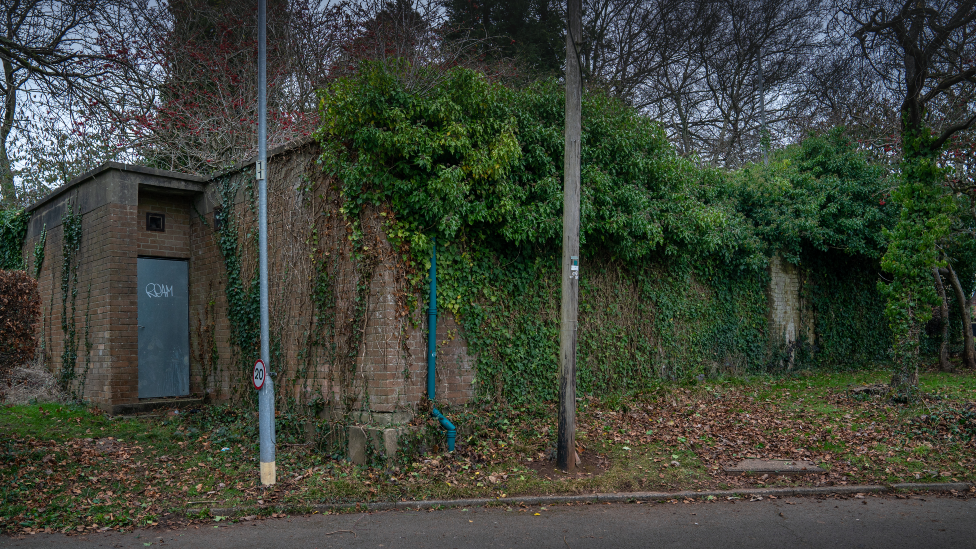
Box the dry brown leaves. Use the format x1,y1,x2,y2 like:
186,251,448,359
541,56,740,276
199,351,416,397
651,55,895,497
575,386,975,488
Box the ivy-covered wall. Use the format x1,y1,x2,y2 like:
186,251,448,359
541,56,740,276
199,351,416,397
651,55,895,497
301,62,897,408
187,143,478,424
9,63,898,416
188,139,891,416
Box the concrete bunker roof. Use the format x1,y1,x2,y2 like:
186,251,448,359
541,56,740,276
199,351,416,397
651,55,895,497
25,136,319,215
25,161,207,214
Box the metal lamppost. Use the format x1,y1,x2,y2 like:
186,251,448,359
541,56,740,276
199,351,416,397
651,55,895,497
257,0,276,486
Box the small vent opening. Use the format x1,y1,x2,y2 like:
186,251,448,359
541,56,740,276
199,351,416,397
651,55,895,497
147,212,165,232
213,206,224,232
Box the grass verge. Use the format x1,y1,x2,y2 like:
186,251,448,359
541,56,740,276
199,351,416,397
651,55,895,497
2,367,974,535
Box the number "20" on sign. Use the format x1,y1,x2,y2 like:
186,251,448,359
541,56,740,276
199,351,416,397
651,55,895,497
252,359,266,390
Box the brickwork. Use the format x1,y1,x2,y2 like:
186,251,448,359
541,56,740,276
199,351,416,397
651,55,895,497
188,195,233,401
104,204,140,406
23,149,477,417
355,216,477,414
186,144,477,420
22,151,848,416
23,197,139,409
137,192,191,259
768,254,814,353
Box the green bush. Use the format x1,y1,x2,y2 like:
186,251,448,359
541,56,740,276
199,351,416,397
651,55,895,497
0,209,30,271
315,63,896,403
0,270,40,379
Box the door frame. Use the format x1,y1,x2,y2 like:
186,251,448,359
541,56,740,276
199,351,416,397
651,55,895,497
136,255,191,399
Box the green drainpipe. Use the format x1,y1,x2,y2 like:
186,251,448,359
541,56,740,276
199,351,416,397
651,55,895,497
427,238,456,451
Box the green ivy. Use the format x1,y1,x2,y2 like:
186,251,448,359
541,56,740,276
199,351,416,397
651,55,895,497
879,126,955,400
316,62,750,268
725,129,896,264
725,130,897,372
213,173,261,404
802,252,892,369
0,208,30,270
32,225,47,279
315,63,767,405
58,204,83,396
315,62,899,406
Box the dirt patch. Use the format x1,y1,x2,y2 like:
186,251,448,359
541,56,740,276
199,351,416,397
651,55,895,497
524,451,610,480
91,438,123,454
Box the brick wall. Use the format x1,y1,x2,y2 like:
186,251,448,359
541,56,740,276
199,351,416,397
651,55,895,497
23,150,477,417
187,144,477,421
188,191,233,401
137,191,191,259
356,214,476,414
768,254,814,355
23,197,140,409
103,204,140,406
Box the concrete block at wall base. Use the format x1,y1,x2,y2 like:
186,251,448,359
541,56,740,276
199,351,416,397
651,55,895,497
347,425,412,465
321,408,413,427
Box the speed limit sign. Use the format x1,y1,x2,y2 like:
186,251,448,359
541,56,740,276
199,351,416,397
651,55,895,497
252,359,267,390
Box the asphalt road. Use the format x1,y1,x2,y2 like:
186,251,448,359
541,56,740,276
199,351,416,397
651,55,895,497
3,495,974,549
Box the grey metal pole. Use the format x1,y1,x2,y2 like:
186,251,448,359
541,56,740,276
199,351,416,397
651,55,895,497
257,0,276,486
557,0,582,473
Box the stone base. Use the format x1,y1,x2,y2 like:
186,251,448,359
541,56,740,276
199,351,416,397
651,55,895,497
723,459,825,476
103,396,205,416
321,408,413,427
348,425,412,465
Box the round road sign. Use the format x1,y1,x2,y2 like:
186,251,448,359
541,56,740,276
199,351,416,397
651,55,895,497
252,359,267,390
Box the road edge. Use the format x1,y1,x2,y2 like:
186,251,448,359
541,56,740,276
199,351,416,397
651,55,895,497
207,482,975,516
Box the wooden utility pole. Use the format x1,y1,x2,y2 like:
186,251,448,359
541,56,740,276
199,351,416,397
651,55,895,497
557,0,582,473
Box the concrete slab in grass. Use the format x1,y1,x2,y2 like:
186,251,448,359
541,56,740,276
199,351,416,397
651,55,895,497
723,459,825,476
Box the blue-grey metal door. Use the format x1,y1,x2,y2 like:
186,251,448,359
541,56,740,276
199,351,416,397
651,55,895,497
138,258,190,398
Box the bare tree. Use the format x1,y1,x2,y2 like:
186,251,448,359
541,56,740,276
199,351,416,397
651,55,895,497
132,0,359,174
0,0,150,206
696,0,824,165
581,0,685,102
637,0,722,155
589,0,825,165
843,0,976,154
798,42,903,161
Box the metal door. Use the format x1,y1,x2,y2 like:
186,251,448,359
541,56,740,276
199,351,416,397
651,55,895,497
138,258,190,398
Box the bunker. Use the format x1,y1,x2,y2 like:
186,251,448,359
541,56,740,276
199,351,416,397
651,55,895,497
22,141,477,417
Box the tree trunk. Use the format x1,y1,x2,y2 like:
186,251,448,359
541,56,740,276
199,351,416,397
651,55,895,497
0,58,18,206
944,263,975,369
933,267,952,372
889,316,921,401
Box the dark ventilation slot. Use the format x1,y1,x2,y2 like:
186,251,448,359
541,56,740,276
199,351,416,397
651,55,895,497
147,212,165,232
213,206,224,232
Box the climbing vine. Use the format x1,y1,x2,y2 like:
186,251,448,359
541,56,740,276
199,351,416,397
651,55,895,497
77,282,94,396
314,62,898,407
879,127,955,400
296,226,339,414
212,172,261,404
58,203,83,396
802,252,892,369
33,225,47,279
193,283,221,400
0,208,30,270
728,130,898,372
